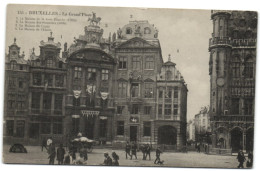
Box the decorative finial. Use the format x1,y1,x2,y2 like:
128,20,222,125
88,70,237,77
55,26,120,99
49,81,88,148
14,37,16,44
168,54,171,62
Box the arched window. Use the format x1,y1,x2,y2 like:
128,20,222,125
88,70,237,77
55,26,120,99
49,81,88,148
46,58,53,67
126,27,132,34
244,56,254,78
144,27,151,34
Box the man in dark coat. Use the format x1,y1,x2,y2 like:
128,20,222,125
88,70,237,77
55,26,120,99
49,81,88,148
130,142,137,160
247,151,253,168
237,150,246,168
41,137,47,152
103,152,112,166
154,147,162,164
125,141,131,159
48,143,56,165
56,144,65,165
140,144,146,160
145,143,151,160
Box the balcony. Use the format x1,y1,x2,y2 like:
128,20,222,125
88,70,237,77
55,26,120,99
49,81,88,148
232,39,257,47
209,37,232,49
157,115,180,121
213,115,254,122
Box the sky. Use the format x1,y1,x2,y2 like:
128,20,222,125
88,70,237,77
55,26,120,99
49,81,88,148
5,4,212,120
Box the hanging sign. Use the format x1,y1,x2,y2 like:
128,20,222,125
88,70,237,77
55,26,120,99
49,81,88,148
72,115,80,118
99,116,108,120
81,110,100,117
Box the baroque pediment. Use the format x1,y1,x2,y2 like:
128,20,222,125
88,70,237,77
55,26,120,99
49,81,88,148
117,37,158,49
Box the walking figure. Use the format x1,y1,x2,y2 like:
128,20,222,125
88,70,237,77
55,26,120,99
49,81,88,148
140,144,146,160
48,143,56,165
56,144,65,165
154,147,162,164
145,143,151,160
125,141,131,159
130,142,137,160
41,137,47,152
237,150,246,168
247,151,253,168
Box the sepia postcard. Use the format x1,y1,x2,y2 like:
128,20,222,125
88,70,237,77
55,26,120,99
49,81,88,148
2,4,257,168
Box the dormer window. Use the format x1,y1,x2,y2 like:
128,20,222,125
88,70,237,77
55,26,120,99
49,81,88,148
47,58,53,67
126,27,132,34
144,27,151,34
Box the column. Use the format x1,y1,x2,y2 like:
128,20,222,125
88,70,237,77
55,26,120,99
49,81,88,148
162,89,165,119
212,132,217,148
243,131,246,152
79,116,85,134
156,88,159,119
94,116,100,140
171,89,174,120
53,74,55,87
40,93,43,112
241,98,244,115
41,73,44,86
62,94,65,116
63,74,66,88
28,92,32,113
51,93,55,115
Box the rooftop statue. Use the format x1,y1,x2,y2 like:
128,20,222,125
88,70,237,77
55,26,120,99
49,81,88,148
88,12,101,26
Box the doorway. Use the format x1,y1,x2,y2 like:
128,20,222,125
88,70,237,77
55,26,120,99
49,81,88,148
130,126,138,142
231,127,243,153
158,125,177,145
85,117,95,139
29,123,39,139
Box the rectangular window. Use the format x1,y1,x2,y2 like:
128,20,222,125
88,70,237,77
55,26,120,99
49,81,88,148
117,106,124,114
165,104,172,115
117,121,124,136
19,65,23,70
159,90,163,98
119,57,127,69
145,56,154,69
16,120,25,137
144,106,152,115
231,98,240,115
6,120,14,136
158,104,163,115
18,81,23,88
174,104,178,115
32,92,41,109
165,88,172,99
102,69,109,81
8,100,16,108
144,83,153,98
245,62,254,78
232,63,240,78
43,93,52,109
33,73,41,86
8,77,16,88
132,104,139,114
45,73,53,87
99,119,107,137
118,82,127,98
47,58,53,68
244,98,253,115
131,83,139,97
55,74,64,87
53,117,62,134
174,87,179,99
41,123,51,134
74,67,82,79
132,56,141,70
143,122,151,136
87,68,96,80
54,94,63,115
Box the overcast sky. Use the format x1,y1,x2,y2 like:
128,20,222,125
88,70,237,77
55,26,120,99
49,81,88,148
5,5,212,120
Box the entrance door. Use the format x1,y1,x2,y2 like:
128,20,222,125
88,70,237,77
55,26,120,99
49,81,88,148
85,117,95,139
29,123,39,139
130,126,138,142
231,128,243,153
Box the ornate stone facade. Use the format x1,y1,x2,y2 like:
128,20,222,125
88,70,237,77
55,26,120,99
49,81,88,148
209,10,257,153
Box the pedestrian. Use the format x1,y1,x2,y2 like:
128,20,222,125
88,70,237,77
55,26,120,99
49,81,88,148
102,152,112,166
154,146,162,164
112,151,119,166
41,137,47,152
64,151,73,165
145,143,151,160
237,150,246,168
125,141,131,159
56,144,65,165
247,151,253,168
79,145,88,161
130,142,137,160
47,137,53,148
197,143,201,153
48,143,56,165
140,144,146,160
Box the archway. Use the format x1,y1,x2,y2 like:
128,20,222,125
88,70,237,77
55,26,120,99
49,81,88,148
230,127,243,153
158,125,177,145
218,138,226,148
246,128,254,152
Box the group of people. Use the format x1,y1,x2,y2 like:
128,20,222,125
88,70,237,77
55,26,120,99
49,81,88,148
237,150,253,168
101,152,120,166
125,141,163,164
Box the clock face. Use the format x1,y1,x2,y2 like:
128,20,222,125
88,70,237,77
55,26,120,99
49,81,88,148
217,78,225,87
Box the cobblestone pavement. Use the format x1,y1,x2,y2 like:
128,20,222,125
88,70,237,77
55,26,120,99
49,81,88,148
3,145,241,168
